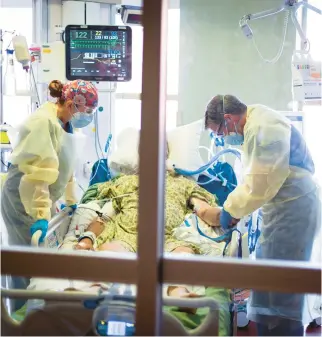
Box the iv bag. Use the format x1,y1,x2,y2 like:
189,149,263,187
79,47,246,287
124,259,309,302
292,51,322,101
12,35,31,69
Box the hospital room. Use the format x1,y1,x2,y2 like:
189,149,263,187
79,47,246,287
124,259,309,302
0,0,321,335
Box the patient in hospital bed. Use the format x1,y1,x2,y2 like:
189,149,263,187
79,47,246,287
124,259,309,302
29,138,222,305
76,172,221,253
68,168,222,307
20,137,232,321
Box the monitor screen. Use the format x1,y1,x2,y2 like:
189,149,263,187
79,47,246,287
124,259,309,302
65,25,132,82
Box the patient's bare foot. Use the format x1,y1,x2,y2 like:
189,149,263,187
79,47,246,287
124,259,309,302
167,286,201,314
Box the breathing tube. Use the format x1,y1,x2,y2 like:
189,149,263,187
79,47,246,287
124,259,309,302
173,148,242,176
176,148,244,256
187,214,242,257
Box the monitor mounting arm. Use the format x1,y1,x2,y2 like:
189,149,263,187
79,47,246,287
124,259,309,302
239,0,322,48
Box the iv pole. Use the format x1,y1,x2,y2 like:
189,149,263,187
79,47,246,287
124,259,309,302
239,0,322,48
0,28,3,125
0,29,15,124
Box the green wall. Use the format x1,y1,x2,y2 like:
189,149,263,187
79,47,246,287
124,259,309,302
178,0,296,125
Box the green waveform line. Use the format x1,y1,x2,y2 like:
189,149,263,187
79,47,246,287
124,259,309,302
72,40,122,47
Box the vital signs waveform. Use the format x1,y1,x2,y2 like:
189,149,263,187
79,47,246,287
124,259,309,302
71,39,123,50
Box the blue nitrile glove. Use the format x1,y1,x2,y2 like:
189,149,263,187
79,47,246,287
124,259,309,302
61,204,77,215
30,219,49,243
220,208,233,230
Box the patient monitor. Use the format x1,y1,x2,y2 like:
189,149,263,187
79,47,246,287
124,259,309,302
65,25,132,82
39,25,133,84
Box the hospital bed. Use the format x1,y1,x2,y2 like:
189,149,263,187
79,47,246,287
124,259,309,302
1,135,258,336
1,207,233,336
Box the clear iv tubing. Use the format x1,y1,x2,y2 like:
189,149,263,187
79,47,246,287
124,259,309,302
94,112,105,160
83,110,108,186
252,9,290,64
77,193,135,222
89,110,109,184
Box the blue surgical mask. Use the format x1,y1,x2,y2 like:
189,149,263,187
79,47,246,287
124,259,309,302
224,132,244,146
71,112,93,128
222,95,244,146
224,121,244,146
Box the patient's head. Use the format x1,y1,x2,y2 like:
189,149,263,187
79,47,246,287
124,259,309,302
109,129,170,177
135,140,170,172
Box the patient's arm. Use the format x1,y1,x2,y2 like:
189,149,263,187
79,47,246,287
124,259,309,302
180,175,221,226
75,218,106,250
190,198,221,227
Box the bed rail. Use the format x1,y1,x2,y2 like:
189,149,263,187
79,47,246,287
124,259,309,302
31,207,72,247
1,289,220,336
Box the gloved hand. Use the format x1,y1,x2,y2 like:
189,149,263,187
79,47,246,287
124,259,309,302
61,203,77,215
220,209,240,230
30,219,49,243
220,209,234,230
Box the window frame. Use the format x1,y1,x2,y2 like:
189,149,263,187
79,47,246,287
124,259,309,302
1,1,321,336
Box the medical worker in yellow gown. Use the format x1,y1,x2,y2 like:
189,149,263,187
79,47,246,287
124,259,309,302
1,79,98,247
204,94,320,336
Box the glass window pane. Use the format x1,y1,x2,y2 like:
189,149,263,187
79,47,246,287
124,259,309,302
166,8,180,95
114,99,177,140
304,106,322,184
1,0,321,318
304,0,322,185
164,0,322,271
